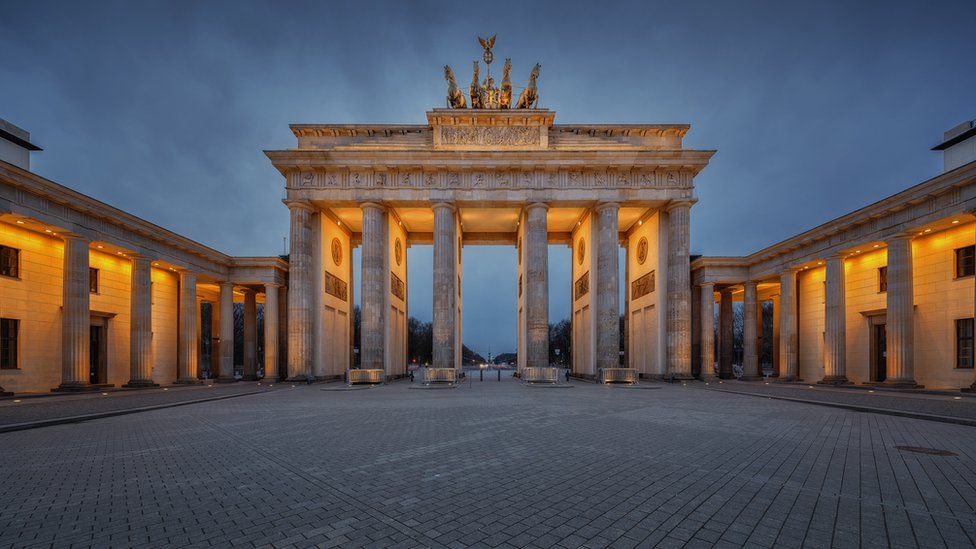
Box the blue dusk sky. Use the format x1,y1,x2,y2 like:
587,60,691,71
1,0,974,355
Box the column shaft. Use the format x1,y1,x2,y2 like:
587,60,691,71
126,255,155,387
287,203,314,380
595,203,619,370
177,271,200,383
822,255,849,383
263,284,279,381
361,202,387,370
779,270,799,380
886,236,915,386
666,202,693,378
243,289,257,379
719,288,734,379
700,283,715,379
525,203,549,368
218,282,235,380
59,235,91,389
742,281,759,379
277,286,288,377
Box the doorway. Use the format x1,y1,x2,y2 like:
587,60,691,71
89,317,107,384
870,319,887,382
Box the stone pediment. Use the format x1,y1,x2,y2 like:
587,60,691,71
427,109,554,151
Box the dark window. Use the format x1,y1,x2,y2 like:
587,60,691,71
957,245,975,278
958,318,974,369
0,245,19,278
878,266,888,293
0,318,18,369
89,267,99,294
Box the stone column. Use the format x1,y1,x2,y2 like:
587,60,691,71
177,271,200,384
263,284,279,382
822,254,849,384
277,285,288,380
242,289,257,379
595,203,619,370
218,282,235,381
742,281,760,379
58,235,91,390
524,203,550,368
719,287,734,379
361,202,387,370
125,255,156,387
287,201,315,380
885,234,916,386
666,201,693,379
779,269,799,381
700,283,716,379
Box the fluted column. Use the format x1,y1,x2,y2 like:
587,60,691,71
719,287,734,379
742,281,760,379
287,201,314,380
362,202,387,370
822,254,849,384
263,284,279,382
779,268,799,381
524,203,549,368
58,235,91,390
177,271,200,383
243,289,257,379
277,285,288,378
218,282,235,381
666,201,693,379
886,234,916,386
595,203,619,370
700,283,716,379
125,255,156,387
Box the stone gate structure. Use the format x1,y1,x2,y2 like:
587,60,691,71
266,109,715,380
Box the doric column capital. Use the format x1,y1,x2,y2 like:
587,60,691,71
60,233,90,243
700,281,715,291
284,200,316,213
665,200,694,213
431,201,456,212
263,282,281,291
525,202,549,212
594,201,620,213
886,231,916,243
218,280,234,289
360,201,387,212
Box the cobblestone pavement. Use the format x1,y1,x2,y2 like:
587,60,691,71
705,381,976,421
1,380,975,548
0,383,266,427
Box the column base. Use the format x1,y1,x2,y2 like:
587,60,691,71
52,382,114,392
717,372,736,380
215,376,238,383
776,376,802,383
123,380,159,388
739,375,764,381
818,376,851,385
173,378,204,385
669,372,696,381
242,375,261,381
879,380,920,389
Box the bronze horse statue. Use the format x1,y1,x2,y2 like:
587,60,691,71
499,58,512,109
515,63,540,109
443,65,466,109
469,61,483,109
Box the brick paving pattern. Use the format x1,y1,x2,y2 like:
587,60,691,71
1,380,975,548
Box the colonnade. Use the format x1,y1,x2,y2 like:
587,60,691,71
698,233,923,386
56,233,282,390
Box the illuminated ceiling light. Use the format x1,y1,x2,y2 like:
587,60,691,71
917,232,924,236
817,261,823,265
16,220,24,224
337,220,341,226
638,219,643,226
924,228,931,233
153,262,159,266
854,250,861,254
873,244,880,248
97,245,103,249
117,251,123,255
44,229,51,233
951,220,960,224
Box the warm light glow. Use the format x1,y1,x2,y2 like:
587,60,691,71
854,250,861,253
97,245,103,249
873,244,880,248
924,228,931,233
952,220,960,224
817,261,823,265
15,220,24,224
638,219,643,226
44,229,51,233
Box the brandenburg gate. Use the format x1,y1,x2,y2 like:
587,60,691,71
265,43,714,383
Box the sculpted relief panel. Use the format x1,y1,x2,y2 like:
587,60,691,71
290,168,693,191
439,125,540,146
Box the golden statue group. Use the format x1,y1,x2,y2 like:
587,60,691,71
443,35,540,110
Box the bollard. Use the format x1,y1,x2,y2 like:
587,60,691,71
480,369,483,382
498,369,501,382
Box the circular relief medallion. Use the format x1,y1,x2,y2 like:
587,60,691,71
394,238,403,266
330,238,342,267
577,238,585,265
636,236,649,265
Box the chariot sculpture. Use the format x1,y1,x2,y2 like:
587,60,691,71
443,36,540,110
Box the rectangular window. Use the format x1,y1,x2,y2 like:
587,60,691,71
0,245,19,278
878,266,888,293
957,245,975,278
0,318,18,369
89,267,99,294
958,318,974,369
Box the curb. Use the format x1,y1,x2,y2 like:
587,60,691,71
707,388,976,428
0,390,267,434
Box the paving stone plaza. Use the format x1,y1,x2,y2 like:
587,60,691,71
1,381,975,548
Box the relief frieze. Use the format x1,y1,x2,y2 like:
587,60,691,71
439,125,539,146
